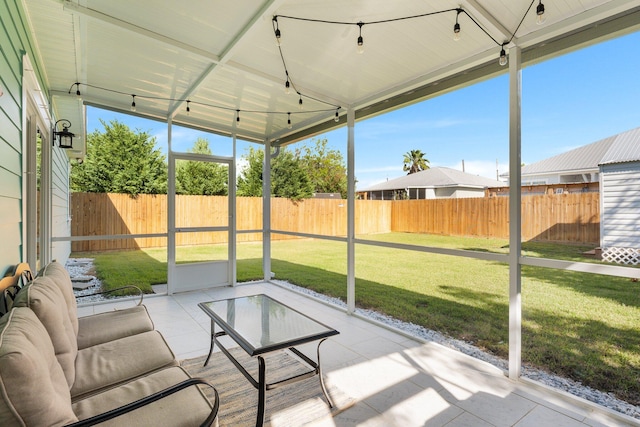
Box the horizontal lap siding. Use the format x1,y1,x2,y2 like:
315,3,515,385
601,163,640,248
0,0,25,272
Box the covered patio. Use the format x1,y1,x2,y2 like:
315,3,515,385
80,282,633,426
3,0,640,425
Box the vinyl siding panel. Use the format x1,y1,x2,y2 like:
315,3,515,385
601,162,640,249
51,149,70,262
0,0,54,272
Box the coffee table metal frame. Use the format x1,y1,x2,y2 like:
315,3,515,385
198,294,339,427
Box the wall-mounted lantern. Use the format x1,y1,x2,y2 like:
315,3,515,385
53,119,74,149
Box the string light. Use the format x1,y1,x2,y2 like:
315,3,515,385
285,79,290,94
453,9,462,41
67,83,340,126
356,22,364,54
273,17,281,46
536,1,546,25
130,95,136,112
287,112,292,129
334,108,340,123
298,95,303,110
499,45,508,66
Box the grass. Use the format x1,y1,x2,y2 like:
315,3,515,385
72,232,640,406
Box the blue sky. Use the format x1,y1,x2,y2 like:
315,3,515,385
87,31,640,190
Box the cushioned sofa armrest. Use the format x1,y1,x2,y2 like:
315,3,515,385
65,378,220,427
75,285,144,306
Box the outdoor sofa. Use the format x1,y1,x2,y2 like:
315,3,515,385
0,261,219,426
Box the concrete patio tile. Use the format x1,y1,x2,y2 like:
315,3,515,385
514,406,588,427
444,411,495,427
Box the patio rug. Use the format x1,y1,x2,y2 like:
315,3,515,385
181,348,356,427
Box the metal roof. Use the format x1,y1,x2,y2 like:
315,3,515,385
360,167,505,192
518,126,640,176
600,127,640,165
22,0,640,159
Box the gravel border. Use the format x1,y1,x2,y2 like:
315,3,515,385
65,258,640,419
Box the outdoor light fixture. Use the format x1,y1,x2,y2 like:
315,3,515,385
53,119,75,149
453,9,462,41
273,17,281,46
536,1,546,25
499,46,508,66
130,95,136,112
287,112,292,129
356,22,364,54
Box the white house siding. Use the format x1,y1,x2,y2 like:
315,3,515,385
600,161,640,264
0,0,28,274
0,0,66,273
51,150,71,263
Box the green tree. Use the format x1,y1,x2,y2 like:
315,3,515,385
175,138,228,195
402,149,430,174
237,146,313,201
298,137,348,198
237,147,265,197
70,120,167,196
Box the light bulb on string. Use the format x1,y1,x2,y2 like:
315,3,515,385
236,110,240,124
334,109,340,123
453,9,462,41
499,46,508,66
273,17,282,46
298,96,303,110
287,112,292,129
536,1,546,25
356,22,364,54
285,79,290,95
130,95,136,112
75,84,81,99
186,101,191,116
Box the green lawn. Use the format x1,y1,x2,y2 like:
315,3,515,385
73,232,640,406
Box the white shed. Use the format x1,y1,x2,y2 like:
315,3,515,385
599,134,640,265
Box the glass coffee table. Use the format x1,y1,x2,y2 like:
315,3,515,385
198,294,339,427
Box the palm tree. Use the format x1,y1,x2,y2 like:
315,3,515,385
403,149,430,174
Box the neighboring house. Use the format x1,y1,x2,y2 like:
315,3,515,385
500,127,640,264
358,167,505,200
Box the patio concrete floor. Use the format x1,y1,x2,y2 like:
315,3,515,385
78,282,638,427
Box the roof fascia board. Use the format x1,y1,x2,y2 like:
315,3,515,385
62,1,221,62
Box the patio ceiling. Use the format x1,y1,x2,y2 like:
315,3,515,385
24,0,640,158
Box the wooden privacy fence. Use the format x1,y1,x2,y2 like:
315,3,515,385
70,192,599,252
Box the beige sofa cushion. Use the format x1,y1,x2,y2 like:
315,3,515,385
12,276,78,388
72,330,177,399
0,308,77,426
73,366,214,426
77,305,154,349
41,260,79,336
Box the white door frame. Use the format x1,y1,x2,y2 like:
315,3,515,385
22,55,51,270
167,151,235,294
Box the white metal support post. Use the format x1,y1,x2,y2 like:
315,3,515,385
230,132,237,286
263,140,272,282
347,107,356,313
167,119,176,294
508,45,523,379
